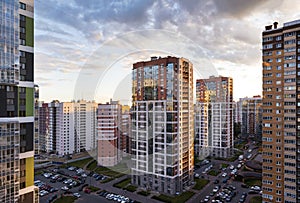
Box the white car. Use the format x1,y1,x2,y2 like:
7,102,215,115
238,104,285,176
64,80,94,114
251,186,261,191
222,173,227,177
39,190,48,197
213,186,219,193
61,186,69,191
229,165,234,170
73,193,81,198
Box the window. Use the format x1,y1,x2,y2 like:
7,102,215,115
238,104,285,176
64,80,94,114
263,44,273,49
20,15,26,22
284,39,296,45
20,27,25,34
284,32,296,37
20,39,25,45
19,2,26,10
19,51,25,57
276,51,281,55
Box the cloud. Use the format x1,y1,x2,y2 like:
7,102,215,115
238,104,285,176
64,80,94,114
35,0,300,101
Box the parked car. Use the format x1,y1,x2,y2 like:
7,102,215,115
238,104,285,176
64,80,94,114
241,183,249,188
214,179,219,184
61,186,69,191
73,193,81,198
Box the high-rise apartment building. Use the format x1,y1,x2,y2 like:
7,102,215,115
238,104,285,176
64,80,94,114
56,102,75,155
0,0,38,202
121,105,131,156
47,100,60,153
262,20,300,203
97,100,122,166
74,100,97,153
240,96,262,137
195,76,233,158
34,85,39,155
38,102,49,153
40,100,97,155
131,56,194,195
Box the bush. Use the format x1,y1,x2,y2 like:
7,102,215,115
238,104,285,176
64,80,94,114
152,191,195,203
113,178,131,188
137,190,151,196
124,185,137,192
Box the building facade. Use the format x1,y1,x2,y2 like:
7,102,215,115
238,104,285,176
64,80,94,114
195,76,233,158
38,102,49,153
40,100,97,155
240,96,262,137
97,100,122,166
34,85,39,155
74,100,97,153
0,0,38,202
262,20,300,203
121,105,131,156
131,56,194,195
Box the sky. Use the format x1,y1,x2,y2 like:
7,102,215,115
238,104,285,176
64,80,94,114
35,0,300,104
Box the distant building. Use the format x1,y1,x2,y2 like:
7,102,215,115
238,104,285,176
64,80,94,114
121,105,131,156
195,76,234,158
40,100,97,155
39,102,49,153
97,100,122,166
34,85,39,155
131,56,194,195
74,100,97,153
240,96,262,137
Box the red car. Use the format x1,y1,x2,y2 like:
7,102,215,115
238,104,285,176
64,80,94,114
84,188,91,194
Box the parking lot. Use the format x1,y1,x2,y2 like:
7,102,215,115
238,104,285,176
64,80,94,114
191,141,262,203
36,166,140,203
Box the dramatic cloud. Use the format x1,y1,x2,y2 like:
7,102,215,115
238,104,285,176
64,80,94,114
35,0,300,102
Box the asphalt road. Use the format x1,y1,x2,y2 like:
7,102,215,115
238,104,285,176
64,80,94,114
37,140,260,203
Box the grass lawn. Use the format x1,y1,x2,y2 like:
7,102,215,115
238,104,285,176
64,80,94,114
249,196,262,203
100,177,114,183
65,157,93,168
235,141,247,150
34,170,43,175
87,185,100,192
53,196,77,203
208,170,220,176
86,160,97,171
221,163,229,168
95,162,129,178
193,178,209,190
113,178,131,188
152,191,195,203
137,190,151,196
244,178,262,186
124,185,137,192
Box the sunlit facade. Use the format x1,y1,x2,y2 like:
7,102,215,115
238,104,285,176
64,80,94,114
195,76,233,158
131,56,194,195
262,20,300,203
